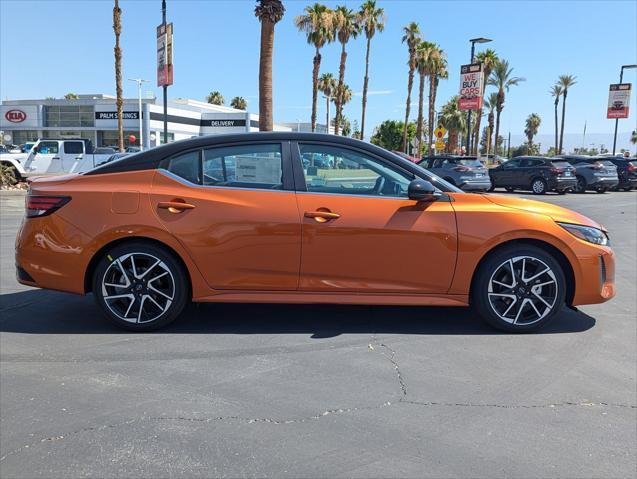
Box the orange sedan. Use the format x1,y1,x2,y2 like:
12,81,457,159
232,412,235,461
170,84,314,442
15,133,615,332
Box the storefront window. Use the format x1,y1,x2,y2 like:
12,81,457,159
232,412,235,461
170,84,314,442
99,130,140,148
10,131,39,145
44,105,94,128
160,132,174,144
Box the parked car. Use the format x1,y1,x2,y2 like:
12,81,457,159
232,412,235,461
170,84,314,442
418,155,491,191
125,146,141,153
558,155,619,193
603,156,637,191
96,152,130,167
0,145,7,154
93,147,117,155
17,139,113,177
16,132,615,333
21,142,36,154
488,156,577,194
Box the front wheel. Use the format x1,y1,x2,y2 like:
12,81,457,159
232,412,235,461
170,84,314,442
92,242,189,331
531,178,547,195
595,188,607,194
505,187,515,193
471,245,566,332
575,176,587,193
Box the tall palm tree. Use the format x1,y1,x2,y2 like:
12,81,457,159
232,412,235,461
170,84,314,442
524,113,541,153
487,59,525,158
439,96,466,154
255,0,285,131
206,91,225,105
427,44,447,158
333,5,360,135
557,74,577,154
341,116,351,136
550,84,563,154
472,49,498,154
358,0,385,140
113,0,124,152
295,4,334,132
230,96,247,110
401,22,421,152
318,72,337,132
484,92,498,155
414,40,434,156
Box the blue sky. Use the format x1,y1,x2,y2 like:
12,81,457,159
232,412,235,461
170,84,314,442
1,0,636,149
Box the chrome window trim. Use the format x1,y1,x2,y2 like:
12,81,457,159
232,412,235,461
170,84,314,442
157,168,291,194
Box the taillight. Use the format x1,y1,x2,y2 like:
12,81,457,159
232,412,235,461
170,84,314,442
627,163,637,172
591,163,603,170
549,167,563,174
453,166,470,172
26,195,71,218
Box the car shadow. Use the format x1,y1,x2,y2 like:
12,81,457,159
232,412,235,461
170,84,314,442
0,289,596,336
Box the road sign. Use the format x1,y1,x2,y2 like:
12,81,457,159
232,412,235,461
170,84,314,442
434,126,447,139
459,63,484,110
435,139,445,150
607,83,631,119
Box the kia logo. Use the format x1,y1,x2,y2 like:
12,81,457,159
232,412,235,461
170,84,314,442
5,110,26,123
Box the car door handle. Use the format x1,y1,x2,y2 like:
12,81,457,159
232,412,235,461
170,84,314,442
158,201,196,213
304,210,340,222
52,156,60,160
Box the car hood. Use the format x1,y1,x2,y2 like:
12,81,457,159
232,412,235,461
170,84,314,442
483,194,603,230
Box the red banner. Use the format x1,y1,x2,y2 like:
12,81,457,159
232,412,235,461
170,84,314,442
607,83,631,119
459,63,484,111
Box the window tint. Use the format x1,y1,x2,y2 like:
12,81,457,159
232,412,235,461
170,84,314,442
503,159,520,168
203,144,282,189
525,159,544,167
64,142,84,154
551,161,571,169
457,159,483,167
165,150,201,184
36,141,59,154
299,144,413,197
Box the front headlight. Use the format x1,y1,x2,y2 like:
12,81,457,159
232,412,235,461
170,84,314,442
558,222,610,246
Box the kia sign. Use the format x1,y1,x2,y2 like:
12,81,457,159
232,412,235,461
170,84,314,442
459,63,484,111
157,22,174,87
607,83,631,119
4,109,26,123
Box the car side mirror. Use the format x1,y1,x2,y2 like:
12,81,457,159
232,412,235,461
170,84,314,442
408,179,440,202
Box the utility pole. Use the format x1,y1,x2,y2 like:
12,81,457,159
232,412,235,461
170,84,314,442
507,131,511,158
162,0,168,144
612,64,637,155
129,78,149,150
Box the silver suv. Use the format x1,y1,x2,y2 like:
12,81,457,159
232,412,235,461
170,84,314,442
419,155,491,191
558,155,619,193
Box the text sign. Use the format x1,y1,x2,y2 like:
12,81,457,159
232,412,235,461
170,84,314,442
4,109,26,123
95,111,142,120
157,22,174,87
459,63,484,110
201,119,246,127
607,83,631,119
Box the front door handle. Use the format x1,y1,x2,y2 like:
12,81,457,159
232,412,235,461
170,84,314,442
304,210,340,223
158,200,196,213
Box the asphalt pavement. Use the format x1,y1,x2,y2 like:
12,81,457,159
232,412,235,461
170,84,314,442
0,190,635,478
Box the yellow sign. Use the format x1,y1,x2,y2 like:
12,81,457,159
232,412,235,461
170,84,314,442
434,126,447,139
435,139,446,150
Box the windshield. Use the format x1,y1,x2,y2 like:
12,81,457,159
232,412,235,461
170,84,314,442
551,161,572,168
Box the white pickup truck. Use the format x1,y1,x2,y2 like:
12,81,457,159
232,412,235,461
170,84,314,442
0,139,113,179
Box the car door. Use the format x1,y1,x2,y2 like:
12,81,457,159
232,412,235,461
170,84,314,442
61,141,86,172
28,141,62,174
151,142,302,291
493,158,520,186
293,142,457,294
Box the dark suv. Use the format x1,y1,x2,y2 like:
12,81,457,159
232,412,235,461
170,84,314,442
558,155,619,193
488,156,577,194
418,155,491,191
605,156,637,191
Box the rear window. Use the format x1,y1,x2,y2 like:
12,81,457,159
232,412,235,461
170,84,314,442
596,160,615,167
551,161,572,168
456,159,482,167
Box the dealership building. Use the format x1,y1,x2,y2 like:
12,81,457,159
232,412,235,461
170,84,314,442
0,94,301,149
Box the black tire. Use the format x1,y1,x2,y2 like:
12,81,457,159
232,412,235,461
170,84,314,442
92,241,189,331
557,190,567,195
575,176,586,193
622,187,633,192
471,244,566,333
487,184,496,192
505,187,515,193
595,188,607,194
530,178,547,195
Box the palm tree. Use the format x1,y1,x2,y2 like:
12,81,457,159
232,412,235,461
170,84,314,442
255,0,285,131
472,49,498,154
64,93,79,100
484,92,498,155
415,40,434,156
295,3,334,132
439,96,466,154
206,91,225,105
557,74,577,154
113,0,124,152
401,22,421,152
488,59,525,158
341,116,351,136
358,0,385,140
427,44,447,158
550,84,563,154
230,96,247,110
524,113,541,154
333,5,360,135
631,130,637,145
318,72,337,132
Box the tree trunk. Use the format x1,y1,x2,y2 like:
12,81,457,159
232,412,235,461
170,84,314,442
360,36,371,140
113,0,124,152
494,89,504,156
415,71,425,157
554,99,559,153
310,48,321,133
428,74,437,158
487,111,494,155
258,18,275,131
473,109,482,155
402,62,415,153
326,96,330,134
334,43,347,136
448,131,458,154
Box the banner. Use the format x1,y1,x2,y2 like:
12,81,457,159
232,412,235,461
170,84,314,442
157,23,174,87
607,83,631,119
459,63,484,110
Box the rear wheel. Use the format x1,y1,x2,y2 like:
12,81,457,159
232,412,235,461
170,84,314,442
595,188,607,194
471,245,566,332
505,187,515,193
92,242,189,331
557,190,567,195
531,178,547,195
575,176,587,193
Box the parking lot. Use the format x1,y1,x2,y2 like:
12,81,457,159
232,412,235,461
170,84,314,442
0,190,635,478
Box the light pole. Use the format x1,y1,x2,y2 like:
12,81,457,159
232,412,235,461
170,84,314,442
612,64,637,155
466,37,492,156
322,94,332,134
129,78,149,150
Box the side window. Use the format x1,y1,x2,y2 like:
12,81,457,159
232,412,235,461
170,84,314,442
299,143,413,197
164,150,201,184
503,159,520,169
203,144,282,189
36,141,59,154
64,142,84,154
530,159,544,167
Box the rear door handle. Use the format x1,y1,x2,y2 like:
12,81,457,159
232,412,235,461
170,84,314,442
304,210,340,222
158,201,196,213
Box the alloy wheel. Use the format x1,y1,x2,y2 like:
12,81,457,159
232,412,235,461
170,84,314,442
101,252,175,324
532,179,546,194
487,256,558,326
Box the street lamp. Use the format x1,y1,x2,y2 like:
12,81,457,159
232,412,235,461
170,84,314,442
612,64,637,155
322,94,332,134
128,78,149,150
466,37,492,155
